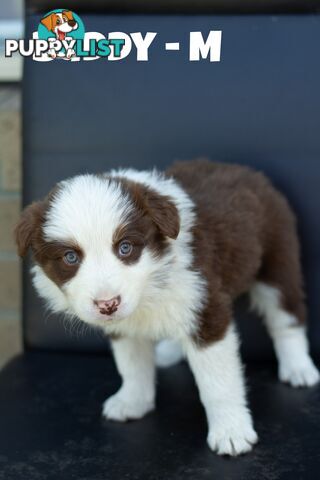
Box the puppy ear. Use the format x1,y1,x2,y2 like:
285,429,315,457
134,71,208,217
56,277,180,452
15,202,45,257
139,187,180,240
40,14,53,31
62,10,73,21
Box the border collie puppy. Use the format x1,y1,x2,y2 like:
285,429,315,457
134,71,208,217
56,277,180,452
15,160,319,456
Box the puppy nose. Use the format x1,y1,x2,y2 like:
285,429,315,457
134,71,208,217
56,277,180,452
94,295,121,316
68,19,76,27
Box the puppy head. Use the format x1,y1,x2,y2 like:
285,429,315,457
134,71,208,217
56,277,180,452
41,11,78,39
15,174,180,327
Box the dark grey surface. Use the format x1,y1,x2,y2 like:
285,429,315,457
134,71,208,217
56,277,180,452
0,352,319,479
23,14,320,356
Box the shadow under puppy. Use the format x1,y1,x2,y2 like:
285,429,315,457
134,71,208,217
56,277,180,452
15,160,319,456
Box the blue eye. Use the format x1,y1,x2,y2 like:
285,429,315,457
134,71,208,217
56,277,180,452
118,241,133,257
64,250,79,265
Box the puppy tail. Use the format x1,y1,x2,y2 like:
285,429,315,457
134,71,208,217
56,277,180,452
155,339,184,368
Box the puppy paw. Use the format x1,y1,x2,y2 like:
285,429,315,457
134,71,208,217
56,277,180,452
279,358,320,387
102,390,155,422
207,409,258,456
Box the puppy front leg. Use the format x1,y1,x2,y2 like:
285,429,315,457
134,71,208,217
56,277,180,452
103,336,155,421
185,324,258,456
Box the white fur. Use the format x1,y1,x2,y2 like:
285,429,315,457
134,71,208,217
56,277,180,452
184,324,258,455
250,282,320,387
33,171,206,341
103,337,155,421
155,339,184,367
32,264,69,313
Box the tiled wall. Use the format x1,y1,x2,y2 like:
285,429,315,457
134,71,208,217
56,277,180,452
0,86,22,367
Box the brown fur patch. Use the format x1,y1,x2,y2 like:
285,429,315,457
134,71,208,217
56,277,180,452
34,241,83,287
112,217,154,265
114,177,180,240
166,159,306,346
111,176,180,262
15,200,47,257
15,187,83,287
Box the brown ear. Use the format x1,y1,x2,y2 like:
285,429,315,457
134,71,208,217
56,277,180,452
62,10,73,21
15,202,45,257
139,187,180,240
40,14,54,31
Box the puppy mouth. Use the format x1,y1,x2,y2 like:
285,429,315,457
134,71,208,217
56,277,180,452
57,29,66,41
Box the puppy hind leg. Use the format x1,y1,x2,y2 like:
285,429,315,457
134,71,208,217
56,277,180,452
250,282,319,387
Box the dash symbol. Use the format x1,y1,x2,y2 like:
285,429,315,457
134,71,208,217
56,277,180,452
165,42,180,51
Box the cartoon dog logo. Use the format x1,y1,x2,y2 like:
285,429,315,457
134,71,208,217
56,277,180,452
40,10,78,59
